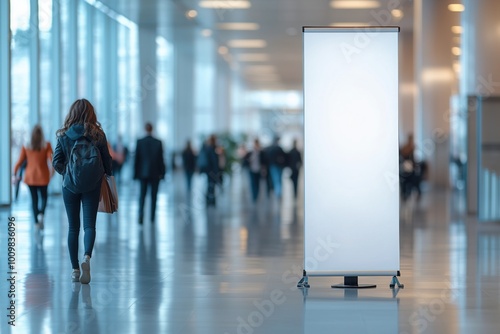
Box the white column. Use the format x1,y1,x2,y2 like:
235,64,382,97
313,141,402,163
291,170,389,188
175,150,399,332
30,0,40,125
108,20,119,141
462,0,500,215
414,0,459,187
461,0,500,95
138,27,158,128
195,33,216,135
67,0,78,103
215,56,232,133
85,2,94,101
399,31,414,139
0,0,11,205
52,0,61,126
99,15,118,139
50,0,62,192
173,28,195,149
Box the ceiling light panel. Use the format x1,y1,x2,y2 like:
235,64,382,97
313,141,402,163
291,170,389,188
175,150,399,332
330,1,381,9
199,1,251,9
243,65,275,71
237,54,270,61
247,77,280,82
227,39,266,48
330,22,369,27
217,23,259,30
391,9,403,18
244,72,280,78
448,4,465,12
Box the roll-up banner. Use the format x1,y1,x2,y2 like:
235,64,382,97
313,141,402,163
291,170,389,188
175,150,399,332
303,27,400,277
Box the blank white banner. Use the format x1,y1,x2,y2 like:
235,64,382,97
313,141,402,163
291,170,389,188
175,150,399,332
303,27,400,276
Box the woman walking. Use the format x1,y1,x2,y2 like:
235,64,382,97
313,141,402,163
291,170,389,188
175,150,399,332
52,99,112,284
13,125,53,229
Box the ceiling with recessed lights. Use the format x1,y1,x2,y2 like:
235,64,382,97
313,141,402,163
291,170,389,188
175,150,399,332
99,0,414,90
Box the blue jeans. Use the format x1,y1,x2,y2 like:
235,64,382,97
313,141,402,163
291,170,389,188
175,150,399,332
248,171,261,202
269,165,283,198
62,184,101,270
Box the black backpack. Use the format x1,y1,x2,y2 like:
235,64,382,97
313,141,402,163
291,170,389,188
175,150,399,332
64,137,104,193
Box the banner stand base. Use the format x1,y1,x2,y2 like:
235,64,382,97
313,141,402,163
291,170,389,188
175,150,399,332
389,275,404,289
297,271,403,289
297,270,310,288
331,276,376,289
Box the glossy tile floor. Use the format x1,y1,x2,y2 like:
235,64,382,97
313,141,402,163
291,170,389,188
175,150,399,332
1,169,499,334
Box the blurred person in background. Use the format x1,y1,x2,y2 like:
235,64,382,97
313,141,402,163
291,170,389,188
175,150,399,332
181,139,197,194
112,135,129,183
243,138,266,203
13,125,53,230
287,139,302,199
399,133,426,201
134,122,166,224
262,144,273,197
216,145,227,190
197,134,220,207
265,136,287,199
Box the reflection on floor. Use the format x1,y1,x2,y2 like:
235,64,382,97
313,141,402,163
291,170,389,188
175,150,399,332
0,170,499,334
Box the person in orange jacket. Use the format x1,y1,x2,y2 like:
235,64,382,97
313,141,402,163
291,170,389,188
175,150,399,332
13,125,54,230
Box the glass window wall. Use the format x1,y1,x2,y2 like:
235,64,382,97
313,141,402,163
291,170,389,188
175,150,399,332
3,0,237,204
10,0,31,167
39,0,53,137
156,36,174,148
1,0,12,204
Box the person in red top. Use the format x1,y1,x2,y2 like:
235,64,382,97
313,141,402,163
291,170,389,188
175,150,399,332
13,125,54,230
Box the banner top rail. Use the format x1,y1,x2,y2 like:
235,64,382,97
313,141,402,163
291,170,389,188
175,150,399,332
303,26,400,33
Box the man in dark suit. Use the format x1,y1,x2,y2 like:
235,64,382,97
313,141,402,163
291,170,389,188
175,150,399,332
198,134,220,206
134,123,166,224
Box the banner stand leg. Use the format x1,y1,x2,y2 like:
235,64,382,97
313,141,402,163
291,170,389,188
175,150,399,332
331,276,376,289
389,275,404,289
297,270,310,288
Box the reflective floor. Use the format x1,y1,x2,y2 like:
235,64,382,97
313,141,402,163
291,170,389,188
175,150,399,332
1,169,499,334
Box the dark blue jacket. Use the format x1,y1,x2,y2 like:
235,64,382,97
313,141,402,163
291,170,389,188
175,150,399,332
133,135,166,180
53,124,113,193
198,143,219,176
266,144,287,168
182,148,197,173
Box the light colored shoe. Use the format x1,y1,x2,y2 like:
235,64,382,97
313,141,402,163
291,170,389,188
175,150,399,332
72,269,80,282
80,256,91,284
37,213,44,230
